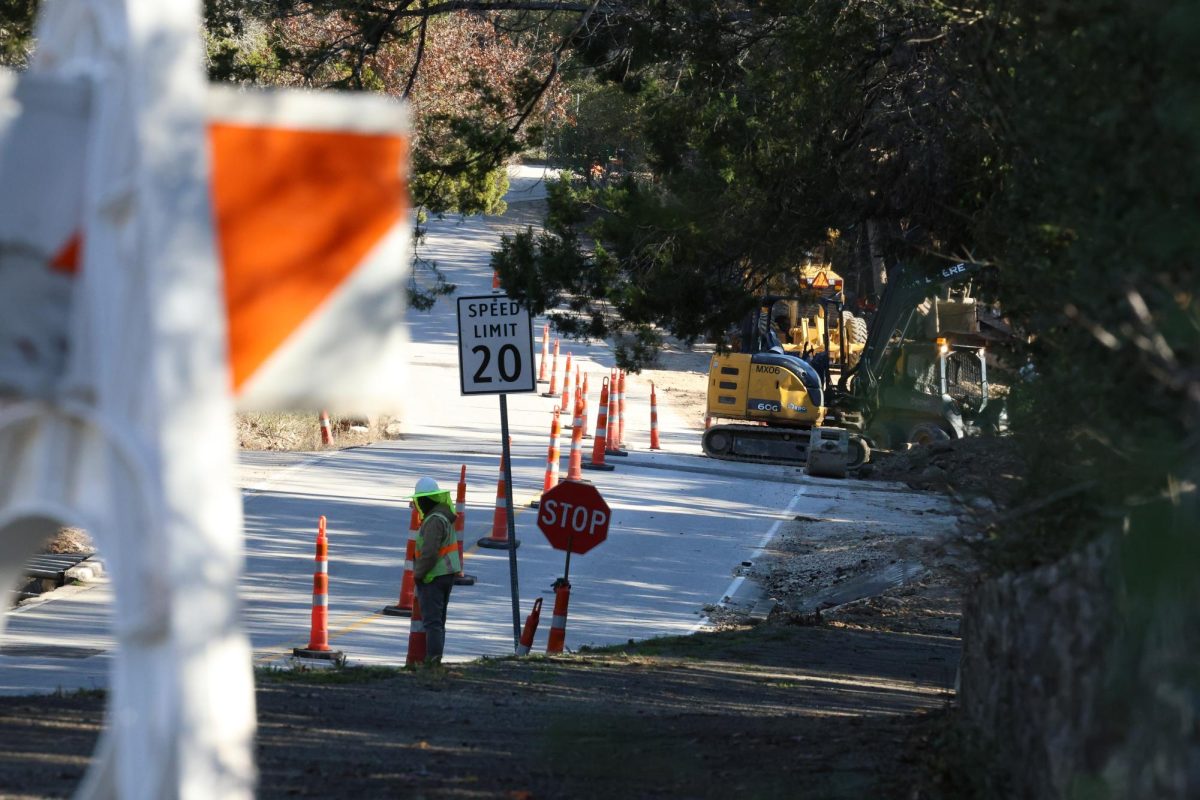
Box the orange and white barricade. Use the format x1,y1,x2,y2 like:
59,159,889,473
294,516,343,659
478,447,520,549
537,324,550,383
383,504,419,616
649,382,662,450
585,378,616,472
545,579,571,654
405,594,426,666
565,394,586,481
542,339,560,397
517,597,543,655
454,465,476,586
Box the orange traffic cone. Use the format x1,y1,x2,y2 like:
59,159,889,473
294,516,343,660
454,465,476,586
545,579,571,654
383,504,420,616
542,339,560,397
319,410,334,445
537,324,550,383
581,372,592,439
560,354,573,411
537,406,562,497
517,597,543,655
492,269,501,290
405,593,426,666
607,369,628,457
584,378,615,472
616,370,628,450
478,446,521,549
650,381,662,450
565,393,586,481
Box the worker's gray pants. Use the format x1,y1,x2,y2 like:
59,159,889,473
415,574,454,663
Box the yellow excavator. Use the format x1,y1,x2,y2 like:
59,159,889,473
703,262,992,473
702,294,871,470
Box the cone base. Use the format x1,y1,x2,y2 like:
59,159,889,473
454,574,478,586
606,449,629,457
381,605,413,617
293,647,343,660
477,536,521,550
540,392,557,398
582,462,616,471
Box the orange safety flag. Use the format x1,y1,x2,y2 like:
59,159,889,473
208,87,412,411
0,81,412,412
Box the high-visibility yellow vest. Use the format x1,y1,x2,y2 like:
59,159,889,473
415,510,461,582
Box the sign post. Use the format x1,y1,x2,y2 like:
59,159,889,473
457,294,536,649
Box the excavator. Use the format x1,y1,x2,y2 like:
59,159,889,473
702,261,993,473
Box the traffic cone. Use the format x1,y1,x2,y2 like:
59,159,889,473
478,446,520,549
606,369,627,457
319,410,334,445
560,353,572,411
492,269,501,290
545,579,571,654
705,414,714,430
454,464,476,586
565,393,586,481
537,324,550,383
542,339,560,397
584,378,615,471
405,593,426,666
581,373,592,439
616,370,628,450
537,406,562,498
294,516,343,660
650,381,662,450
383,504,419,616
517,597,543,655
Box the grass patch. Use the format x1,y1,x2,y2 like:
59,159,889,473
578,623,789,660
50,686,106,700
255,664,403,685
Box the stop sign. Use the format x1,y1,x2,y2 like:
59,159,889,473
537,480,611,554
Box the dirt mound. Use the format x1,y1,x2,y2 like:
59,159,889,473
863,437,1025,504
41,527,94,555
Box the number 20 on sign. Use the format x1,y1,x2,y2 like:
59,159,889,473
456,294,537,395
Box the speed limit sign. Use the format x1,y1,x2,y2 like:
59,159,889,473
456,294,537,395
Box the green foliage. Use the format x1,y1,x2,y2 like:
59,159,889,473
497,1,1001,367
0,0,36,68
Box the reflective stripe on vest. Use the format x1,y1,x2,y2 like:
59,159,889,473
416,514,461,582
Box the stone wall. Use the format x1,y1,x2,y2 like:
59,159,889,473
959,537,1116,798
959,534,1197,798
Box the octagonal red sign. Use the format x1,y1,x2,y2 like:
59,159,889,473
537,480,610,554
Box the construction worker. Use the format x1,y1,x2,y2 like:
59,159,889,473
411,476,461,664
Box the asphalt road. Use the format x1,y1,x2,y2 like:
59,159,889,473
0,166,848,693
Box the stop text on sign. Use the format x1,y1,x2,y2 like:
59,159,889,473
538,499,608,537
456,293,536,395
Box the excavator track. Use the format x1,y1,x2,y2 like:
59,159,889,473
701,424,869,469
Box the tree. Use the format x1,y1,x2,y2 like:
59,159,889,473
495,1,998,364
0,0,37,68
